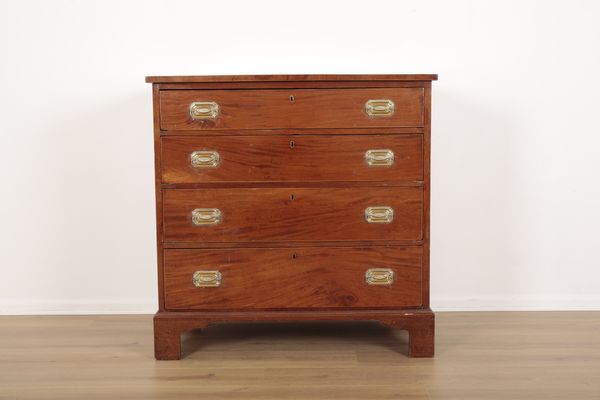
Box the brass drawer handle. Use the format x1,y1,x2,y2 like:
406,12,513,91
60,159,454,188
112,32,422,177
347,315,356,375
189,101,219,120
365,99,395,117
191,208,222,226
365,206,394,223
193,270,222,287
365,149,394,166
190,150,220,168
365,268,394,285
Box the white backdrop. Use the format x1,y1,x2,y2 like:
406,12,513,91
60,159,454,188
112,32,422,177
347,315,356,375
1,0,599,314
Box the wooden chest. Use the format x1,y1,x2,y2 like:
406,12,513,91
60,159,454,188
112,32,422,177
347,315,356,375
146,74,437,359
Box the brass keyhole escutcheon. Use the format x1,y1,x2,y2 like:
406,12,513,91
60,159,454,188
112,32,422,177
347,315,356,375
290,95,295,102
289,140,295,148
290,194,295,201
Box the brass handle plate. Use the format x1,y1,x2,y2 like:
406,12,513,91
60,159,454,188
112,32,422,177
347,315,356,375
365,268,394,285
191,208,222,226
190,150,220,168
189,101,219,120
365,206,394,224
365,99,395,117
365,149,394,166
193,270,222,287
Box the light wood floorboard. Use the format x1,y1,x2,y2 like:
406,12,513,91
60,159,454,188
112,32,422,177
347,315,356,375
1,312,599,399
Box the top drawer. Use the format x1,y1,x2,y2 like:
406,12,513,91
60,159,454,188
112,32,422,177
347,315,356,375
159,88,424,131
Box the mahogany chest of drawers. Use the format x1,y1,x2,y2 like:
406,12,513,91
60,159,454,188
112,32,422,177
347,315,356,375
146,74,437,359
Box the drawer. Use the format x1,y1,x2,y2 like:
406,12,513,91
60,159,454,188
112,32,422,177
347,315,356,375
162,135,423,184
164,247,422,310
163,187,422,243
159,88,424,131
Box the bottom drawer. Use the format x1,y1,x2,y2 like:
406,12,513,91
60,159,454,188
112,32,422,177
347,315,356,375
164,247,422,310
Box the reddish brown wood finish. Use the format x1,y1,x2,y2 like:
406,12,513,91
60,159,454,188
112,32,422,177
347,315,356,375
162,135,423,184
158,81,431,91
154,309,434,360
422,86,432,308
148,74,436,360
146,74,438,83
161,127,424,137
163,247,422,310
159,88,424,131
163,187,423,243
163,240,424,249
152,84,165,311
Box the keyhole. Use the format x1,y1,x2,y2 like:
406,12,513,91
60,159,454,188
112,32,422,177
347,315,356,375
290,194,295,201
290,95,295,102
289,140,295,148
292,253,298,259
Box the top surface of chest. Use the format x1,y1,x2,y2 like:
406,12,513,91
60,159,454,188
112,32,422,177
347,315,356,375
146,74,438,83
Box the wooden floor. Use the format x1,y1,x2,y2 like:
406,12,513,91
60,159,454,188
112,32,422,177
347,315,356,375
1,312,599,399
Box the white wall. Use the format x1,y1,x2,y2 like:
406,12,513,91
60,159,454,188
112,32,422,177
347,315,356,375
1,0,599,314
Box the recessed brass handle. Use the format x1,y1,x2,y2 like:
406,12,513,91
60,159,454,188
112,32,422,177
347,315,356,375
193,270,222,287
189,101,219,120
190,150,220,168
365,268,394,285
365,99,395,117
365,149,394,166
191,208,222,226
365,206,394,224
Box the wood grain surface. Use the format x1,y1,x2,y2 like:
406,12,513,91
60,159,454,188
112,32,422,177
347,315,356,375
2,312,598,399
154,309,434,360
161,134,423,184
146,74,438,83
159,88,424,130
162,187,423,243
150,75,435,359
157,81,432,90
163,247,422,310
152,84,165,311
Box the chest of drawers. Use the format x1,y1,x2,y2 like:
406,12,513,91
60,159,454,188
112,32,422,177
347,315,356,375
146,74,437,359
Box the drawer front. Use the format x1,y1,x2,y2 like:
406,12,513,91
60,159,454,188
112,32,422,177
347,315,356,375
159,88,424,131
164,247,422,310
163,187,423,243
162,135,423,184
